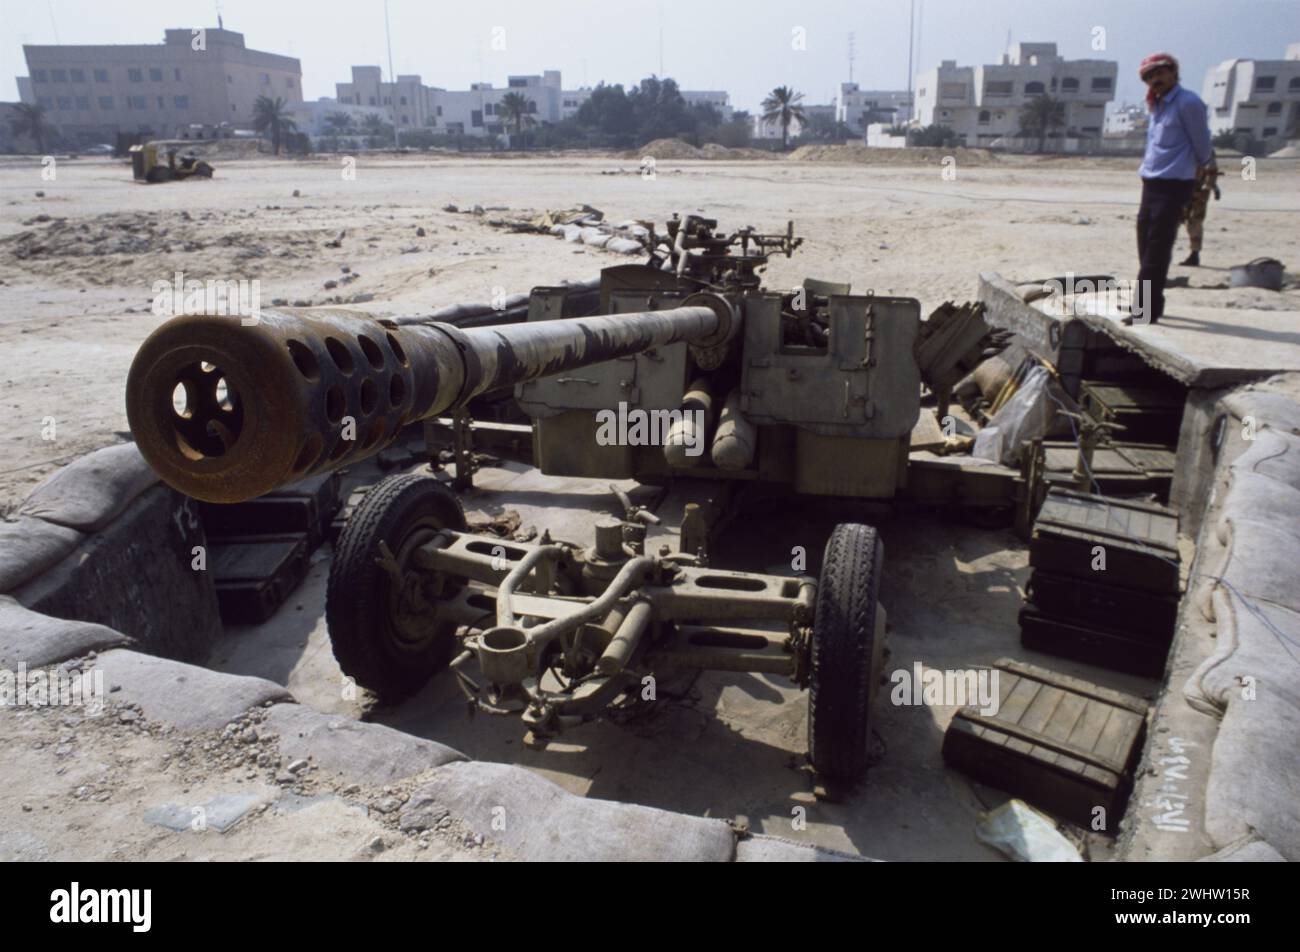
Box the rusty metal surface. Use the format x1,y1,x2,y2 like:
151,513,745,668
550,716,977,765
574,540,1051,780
126,303,719,503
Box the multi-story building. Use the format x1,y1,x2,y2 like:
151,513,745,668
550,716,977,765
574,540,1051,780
914,42,1116,146
836,83,912,132
1202,42,1300,143
334,67,731,139
681,90,733,120
18,27,301,142
1104,103,1148,136
335,67,597,137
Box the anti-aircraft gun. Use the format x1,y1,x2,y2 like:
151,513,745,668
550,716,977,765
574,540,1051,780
124,214,984,783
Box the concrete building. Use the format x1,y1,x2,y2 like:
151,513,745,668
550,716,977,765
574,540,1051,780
681,90,733,120
334,67,598,137
1104,103,1148,136
286,98,381,144
914,42,1117,147
1202,42,1300,143
836,83,912,132
18,27,301,142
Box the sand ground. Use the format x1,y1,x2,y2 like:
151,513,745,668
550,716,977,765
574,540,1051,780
2,150,1298,509
2,149,1298,860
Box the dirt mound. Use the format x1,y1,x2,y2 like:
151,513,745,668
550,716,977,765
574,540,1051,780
787,143,999,166
629,138,704,159
699,142,775,160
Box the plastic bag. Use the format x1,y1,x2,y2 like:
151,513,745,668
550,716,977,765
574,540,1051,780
972,365,1055,466
976,799,1082,862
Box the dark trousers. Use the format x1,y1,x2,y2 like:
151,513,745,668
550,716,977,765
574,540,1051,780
1135,177,1196,322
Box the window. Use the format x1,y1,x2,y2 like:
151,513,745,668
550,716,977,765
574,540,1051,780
1290,77,1300,90
527,101,536,113
174,95,189,109
471,109,482,127
368,96,376,105
156,96,165,109
128,68,142,82
98,96,113,109
1090,77,1112,92
1263,126,1278,137
1024,81,1045,95
149,68,162,82
1061,77,1079,92
37,96,53,108
399,96,407,105
128,95,147,110
985,80,1013,97
56,96,73,110
978,110,990,124
940,82,967,99
1267,102,1282,115
436,105,442,116
484,103,494,115
509,78,526,87
401,115,409,124
286,77,295,89
75,96,89,110
383,96,391,105
51,69,68,83
32,69,48,83
70,68,85,83
227,75,233,84
1255,76,1276,92
94,69,108,82
261,73,271,85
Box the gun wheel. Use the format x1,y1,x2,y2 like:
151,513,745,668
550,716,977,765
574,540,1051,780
327,473,467,700
807,522,885,784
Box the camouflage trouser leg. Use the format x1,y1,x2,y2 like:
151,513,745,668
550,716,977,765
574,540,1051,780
1183,190,1209,252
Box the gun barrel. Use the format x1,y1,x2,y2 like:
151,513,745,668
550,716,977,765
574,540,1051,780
125,304,720,503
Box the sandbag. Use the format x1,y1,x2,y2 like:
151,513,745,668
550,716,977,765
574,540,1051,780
18,442,158,532
606,237,644,255
0,517,83,593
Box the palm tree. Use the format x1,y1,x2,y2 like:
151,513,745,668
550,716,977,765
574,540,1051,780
761,86,806,150
324,111,354,135
1020,94,1066,153
8,103,51,153
251,95,298,155
498,92,532,149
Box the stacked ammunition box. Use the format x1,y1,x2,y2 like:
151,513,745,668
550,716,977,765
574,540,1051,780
1020,488,1180,678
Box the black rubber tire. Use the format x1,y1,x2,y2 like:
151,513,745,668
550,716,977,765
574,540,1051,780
326,473,467,699
808,522,885,783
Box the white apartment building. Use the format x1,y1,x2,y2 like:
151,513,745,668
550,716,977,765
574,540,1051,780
1202,42,1300,142
1104,103,1148,136
335,67,733,139
335,68,599,137
836,83,912,132
19,27,301,141
914,42,1117,147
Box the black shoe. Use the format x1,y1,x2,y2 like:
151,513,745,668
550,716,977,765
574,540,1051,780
1180,251,1200,267
1121,314,1160,326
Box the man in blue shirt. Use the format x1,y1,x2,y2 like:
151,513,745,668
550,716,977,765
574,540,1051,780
1124,52,1214,326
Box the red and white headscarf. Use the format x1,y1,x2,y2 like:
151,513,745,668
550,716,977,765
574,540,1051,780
1140,52,1179,110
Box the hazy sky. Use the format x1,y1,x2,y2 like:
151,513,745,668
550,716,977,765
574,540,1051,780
3,0,1298,111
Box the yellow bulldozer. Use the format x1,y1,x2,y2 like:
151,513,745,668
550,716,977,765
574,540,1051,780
129,141,215,183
